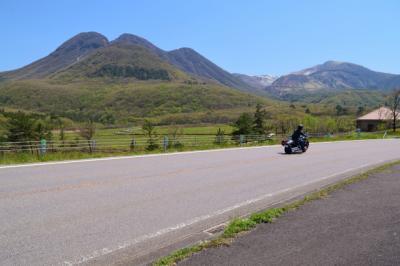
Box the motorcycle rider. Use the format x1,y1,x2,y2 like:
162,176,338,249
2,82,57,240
291,124,306,149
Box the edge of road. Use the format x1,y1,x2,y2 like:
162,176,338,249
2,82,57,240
151,159,400,266
0,138,396,169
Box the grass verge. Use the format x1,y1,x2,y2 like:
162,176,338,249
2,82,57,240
153,160,400,266
1,133,398,165
0,142,268,165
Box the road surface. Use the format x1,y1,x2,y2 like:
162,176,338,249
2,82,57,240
0,139,399,265
180,163,400,266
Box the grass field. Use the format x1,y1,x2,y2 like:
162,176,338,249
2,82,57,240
63,124,233,139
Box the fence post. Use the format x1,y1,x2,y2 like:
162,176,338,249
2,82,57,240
163,136,169,152
240,135,244,146
356,128,361,138
130,137,136,152
39,138,47,157
91,139,96,152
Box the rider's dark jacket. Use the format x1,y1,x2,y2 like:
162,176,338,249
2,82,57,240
291,129,306,143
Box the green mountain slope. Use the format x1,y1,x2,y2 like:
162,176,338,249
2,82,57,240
53,43,188,81
318,90,386,108
166,48,254,91
0,79,272,124
281,89,387,111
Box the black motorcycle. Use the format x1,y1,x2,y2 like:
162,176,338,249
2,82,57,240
281,135,309,154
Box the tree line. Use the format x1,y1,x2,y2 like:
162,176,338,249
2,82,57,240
231,104,357,136
93,64,170,80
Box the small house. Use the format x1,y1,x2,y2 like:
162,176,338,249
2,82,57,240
356,107,399,132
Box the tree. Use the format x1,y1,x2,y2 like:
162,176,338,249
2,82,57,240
232,113,254,135
273,115,298,135
388,90,400,132
99,112,116,125
35,120,53,140
356,106,365,116
253,104,268,134
335,104,348,116
303,115,318,133
0,114,7,142
142,120,159,150
79,120,96,140
5,112,53,152
7,112,37,142
79,120,96,152
168,124,184,148
214,128,226,145
336,104,343,115
59,124,65,142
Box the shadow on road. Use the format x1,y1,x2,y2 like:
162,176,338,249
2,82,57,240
278,152,305,156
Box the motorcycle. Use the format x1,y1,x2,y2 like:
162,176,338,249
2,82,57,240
281,135,309,154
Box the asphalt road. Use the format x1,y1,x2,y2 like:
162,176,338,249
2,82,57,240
0,139,399,265
180,163,400,266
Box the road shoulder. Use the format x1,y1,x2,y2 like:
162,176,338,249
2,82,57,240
170,163,400,265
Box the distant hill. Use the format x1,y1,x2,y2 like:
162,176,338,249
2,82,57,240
384,75,400,89
167,48,254,91
285,89,387,108
112,33,167,59
266,61,400,98
0,32,256,92
234,61,399,109
1,32,109,80
233,73,278,95
0,32,275,124
54,43,187,81
111,33,253,90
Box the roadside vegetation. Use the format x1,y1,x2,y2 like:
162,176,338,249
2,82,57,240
0,104,400,164
0,99,398,165
153,160,400,266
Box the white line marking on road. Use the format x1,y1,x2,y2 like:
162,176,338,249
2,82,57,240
0,145,276,170
1,139,396,170
62,160,386,265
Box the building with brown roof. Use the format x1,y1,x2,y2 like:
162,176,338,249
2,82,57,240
356,107,399,132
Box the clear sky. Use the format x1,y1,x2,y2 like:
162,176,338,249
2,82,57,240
1,0,399,75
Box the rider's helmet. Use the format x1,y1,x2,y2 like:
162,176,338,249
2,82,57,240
297,124,304,130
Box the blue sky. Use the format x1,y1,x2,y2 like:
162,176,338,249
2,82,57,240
1,0,399,75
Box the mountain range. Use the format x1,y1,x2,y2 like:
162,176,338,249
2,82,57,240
0,32,253,91
262,61,400,100
232,74,278,92
0,31,398,123
1,32,399,97
0,32,276,124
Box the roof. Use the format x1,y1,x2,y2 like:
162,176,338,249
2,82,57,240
357,107,399,121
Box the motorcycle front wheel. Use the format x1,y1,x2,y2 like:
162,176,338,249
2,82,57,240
302,144,309,153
